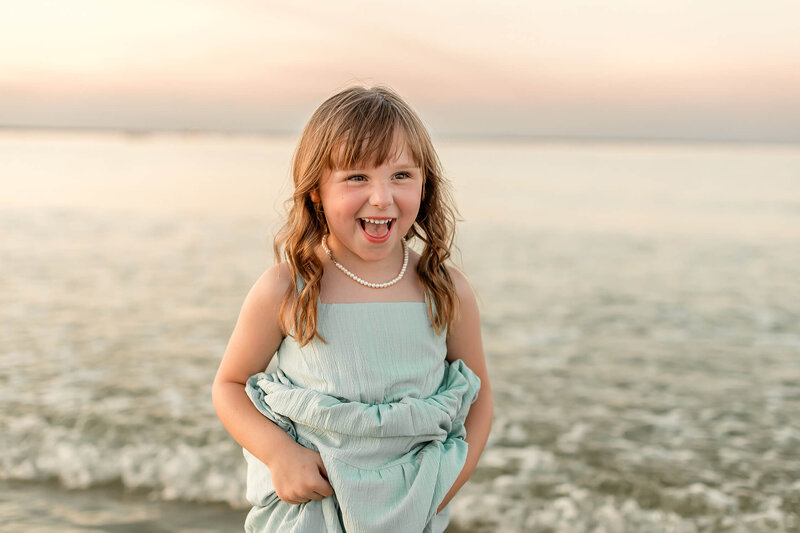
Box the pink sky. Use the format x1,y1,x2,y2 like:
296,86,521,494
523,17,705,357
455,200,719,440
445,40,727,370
1,0,799,141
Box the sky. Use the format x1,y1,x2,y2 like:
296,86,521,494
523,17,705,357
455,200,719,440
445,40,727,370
1,0,799,141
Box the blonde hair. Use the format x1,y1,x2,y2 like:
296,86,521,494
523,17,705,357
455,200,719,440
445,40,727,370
274,85,458,345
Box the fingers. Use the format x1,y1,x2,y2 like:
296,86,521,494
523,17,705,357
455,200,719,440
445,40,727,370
282,492,318,505
278,476,334,504
305,474,334,500
320,474,335,497
313,458,334,497
273,447,335,505
317,458,329,480
313,479,335,498
283,490,328,505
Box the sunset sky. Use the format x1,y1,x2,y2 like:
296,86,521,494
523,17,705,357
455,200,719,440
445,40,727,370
1,0,799,141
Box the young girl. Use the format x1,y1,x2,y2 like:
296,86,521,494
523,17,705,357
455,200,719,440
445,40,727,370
212,86,493,533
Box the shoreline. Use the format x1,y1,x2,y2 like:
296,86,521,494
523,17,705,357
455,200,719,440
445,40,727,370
0,479,247,533
0,480,473,532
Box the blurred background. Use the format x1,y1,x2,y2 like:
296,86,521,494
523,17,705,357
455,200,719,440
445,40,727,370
1,1,799,531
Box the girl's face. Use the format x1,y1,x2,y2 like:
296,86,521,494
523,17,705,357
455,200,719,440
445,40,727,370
311,135,423,268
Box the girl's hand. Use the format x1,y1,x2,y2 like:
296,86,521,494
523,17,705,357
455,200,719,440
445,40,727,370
269,441,335,505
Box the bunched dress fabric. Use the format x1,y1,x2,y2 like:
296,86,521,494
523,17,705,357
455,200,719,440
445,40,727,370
243,300,481,533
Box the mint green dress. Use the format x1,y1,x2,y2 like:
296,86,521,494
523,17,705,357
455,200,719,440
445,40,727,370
243,290,481,533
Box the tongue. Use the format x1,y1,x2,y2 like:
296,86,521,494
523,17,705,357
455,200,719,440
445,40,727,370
364,221,389,238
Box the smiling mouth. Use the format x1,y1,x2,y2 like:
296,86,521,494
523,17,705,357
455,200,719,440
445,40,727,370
359,217,394,239
358,218,394,231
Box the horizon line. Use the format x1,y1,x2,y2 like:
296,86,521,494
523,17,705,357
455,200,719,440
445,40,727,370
1,124,799,147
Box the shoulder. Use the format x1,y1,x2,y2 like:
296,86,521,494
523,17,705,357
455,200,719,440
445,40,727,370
214,263,294,384
255,262,294,297
445,264,478,308
444,264,480,330
443,264,483,363
250,262,293,305
415,250,475,303
243,263,295,331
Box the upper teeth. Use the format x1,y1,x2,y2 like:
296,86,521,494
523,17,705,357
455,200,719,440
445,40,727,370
361,218,391,224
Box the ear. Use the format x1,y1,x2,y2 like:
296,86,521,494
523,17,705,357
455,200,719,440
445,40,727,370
310,189,320,203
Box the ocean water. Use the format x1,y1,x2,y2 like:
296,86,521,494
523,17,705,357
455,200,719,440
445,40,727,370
1,131,799,532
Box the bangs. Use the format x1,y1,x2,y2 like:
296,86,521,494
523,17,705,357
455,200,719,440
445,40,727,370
324,105,423,171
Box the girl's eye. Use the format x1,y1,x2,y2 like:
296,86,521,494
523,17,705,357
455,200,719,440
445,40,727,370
347,175,366,182
393,172,410,180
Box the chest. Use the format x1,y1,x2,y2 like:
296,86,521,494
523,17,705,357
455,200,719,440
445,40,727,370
277,302,447,403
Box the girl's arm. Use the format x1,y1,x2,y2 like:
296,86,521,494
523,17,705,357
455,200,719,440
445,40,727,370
438,267,494,513
212,264,334,504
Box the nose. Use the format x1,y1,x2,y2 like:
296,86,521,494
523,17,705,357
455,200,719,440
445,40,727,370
369,179,393,209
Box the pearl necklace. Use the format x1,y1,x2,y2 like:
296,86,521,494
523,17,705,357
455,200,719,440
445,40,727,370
321,234,409,289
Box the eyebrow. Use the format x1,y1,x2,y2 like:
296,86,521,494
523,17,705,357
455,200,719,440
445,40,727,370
338,162,420,172
387,163,420,171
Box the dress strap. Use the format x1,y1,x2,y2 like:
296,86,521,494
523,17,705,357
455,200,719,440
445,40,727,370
288,264,312,296
286,270,308,338
294,270,306,293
